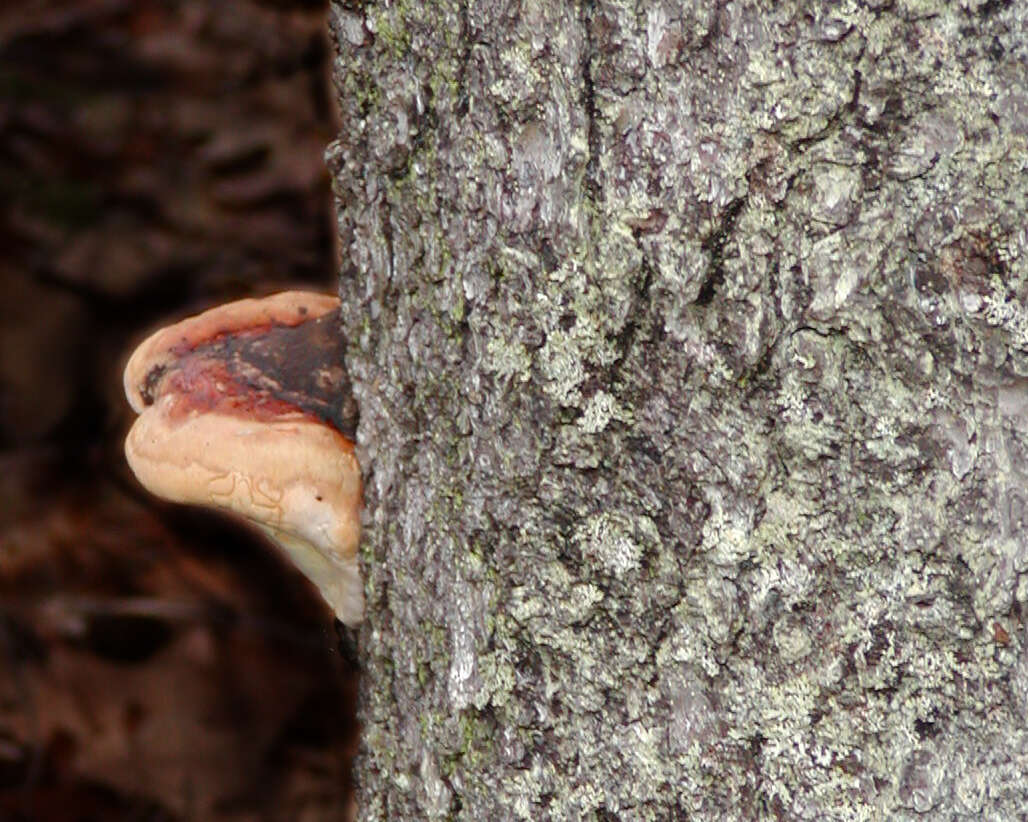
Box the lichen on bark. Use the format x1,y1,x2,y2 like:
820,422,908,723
328,0,1028,818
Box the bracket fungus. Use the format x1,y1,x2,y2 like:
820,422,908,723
123,291,364,625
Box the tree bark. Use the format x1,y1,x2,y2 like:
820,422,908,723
327,1,1028,818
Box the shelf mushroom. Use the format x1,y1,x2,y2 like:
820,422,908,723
123,291,364,625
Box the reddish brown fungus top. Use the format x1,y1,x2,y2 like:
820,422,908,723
128,295,357,439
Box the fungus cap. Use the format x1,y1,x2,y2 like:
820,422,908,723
124,291,342,414
123,291,363,625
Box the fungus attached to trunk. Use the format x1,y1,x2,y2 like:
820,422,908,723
123,291,364,625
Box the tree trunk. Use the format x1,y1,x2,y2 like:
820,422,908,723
327,1,1028,818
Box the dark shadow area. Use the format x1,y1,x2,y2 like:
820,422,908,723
0,2,357,819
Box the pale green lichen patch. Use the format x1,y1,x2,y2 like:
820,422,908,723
577,389,620,433
484,335,532,382
536,326,588,405
573,511,658,577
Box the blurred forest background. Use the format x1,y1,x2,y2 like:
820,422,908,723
0,1,358,820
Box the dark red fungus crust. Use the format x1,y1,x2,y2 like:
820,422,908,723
142,314,358,438
161,357,310,424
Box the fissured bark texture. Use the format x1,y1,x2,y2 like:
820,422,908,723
328,1,1028,818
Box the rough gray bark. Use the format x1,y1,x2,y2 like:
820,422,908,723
327,0,1028,818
